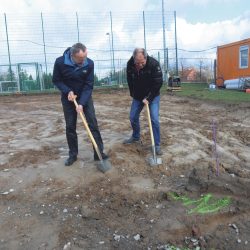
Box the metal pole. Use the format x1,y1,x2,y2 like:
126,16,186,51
166,47,169,73
41,13,48,76
16,64,20,91
120,59,122,85
76,12,80,42
110,11,115,75
143,11,147,50
96,55,100,85
39,64,45,90
200,60,202,82
174,11,178,76
106,33,112,81
161,0,167,81
35,63,41,91
214,59,217,84
4,13,12,81
109,35,112,72
118,59,120,85
17,64,22,91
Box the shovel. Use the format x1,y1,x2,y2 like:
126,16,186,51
73,98,111,173
145,102,162,167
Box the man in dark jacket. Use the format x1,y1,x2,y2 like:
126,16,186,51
124,48,163,155
53,43,108,166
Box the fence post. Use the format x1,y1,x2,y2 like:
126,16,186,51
161,0,167,81
143,11,147,50
76,12,80,42
174,11,178,76
109,11,115,75
106,32,113,79
4,13,12,82
199,60,203,82
41,12,48,84
213,59,217,83
166,47,169,73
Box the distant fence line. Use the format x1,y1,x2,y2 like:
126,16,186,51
0,11,215,93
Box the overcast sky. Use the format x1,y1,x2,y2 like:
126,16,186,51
1,0,249,45
0,0,250,77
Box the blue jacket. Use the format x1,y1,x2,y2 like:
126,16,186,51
52,48,94,106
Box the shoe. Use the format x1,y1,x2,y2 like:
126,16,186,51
94,153,109,161
123,136,140,144
65,156,77,166
155,146,163,156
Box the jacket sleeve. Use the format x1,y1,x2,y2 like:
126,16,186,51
52,59,72,95
146,61,163,102
126,62,134,97
79,62,94,106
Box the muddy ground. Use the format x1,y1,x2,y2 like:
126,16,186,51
0,89,250,250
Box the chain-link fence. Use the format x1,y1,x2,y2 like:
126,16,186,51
0,11,215,93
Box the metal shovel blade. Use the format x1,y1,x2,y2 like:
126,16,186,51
148,156,162,167
96,159,112,173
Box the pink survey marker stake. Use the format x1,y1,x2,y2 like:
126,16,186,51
212,119,219,176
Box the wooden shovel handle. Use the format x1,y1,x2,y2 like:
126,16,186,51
73,99,103,161
145,102,155,148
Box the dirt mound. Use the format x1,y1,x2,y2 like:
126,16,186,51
0,92,249,249
0,146,60,170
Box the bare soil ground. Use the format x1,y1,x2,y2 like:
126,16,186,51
0,89,250,250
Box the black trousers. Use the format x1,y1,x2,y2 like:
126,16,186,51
62,96,104,158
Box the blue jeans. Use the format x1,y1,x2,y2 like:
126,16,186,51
129,95,160,146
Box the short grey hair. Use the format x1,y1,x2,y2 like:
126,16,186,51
70,43,87,55
133,48,148,59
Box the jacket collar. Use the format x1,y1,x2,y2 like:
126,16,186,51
63,49,88,68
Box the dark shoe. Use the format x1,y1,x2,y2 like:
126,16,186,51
123,136,140,144
155,146,163,156
94,153,109,161
65,156,77,166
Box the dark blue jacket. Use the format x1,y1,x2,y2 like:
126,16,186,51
52,48,94,106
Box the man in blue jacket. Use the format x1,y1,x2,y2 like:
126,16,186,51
53,43,108,166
